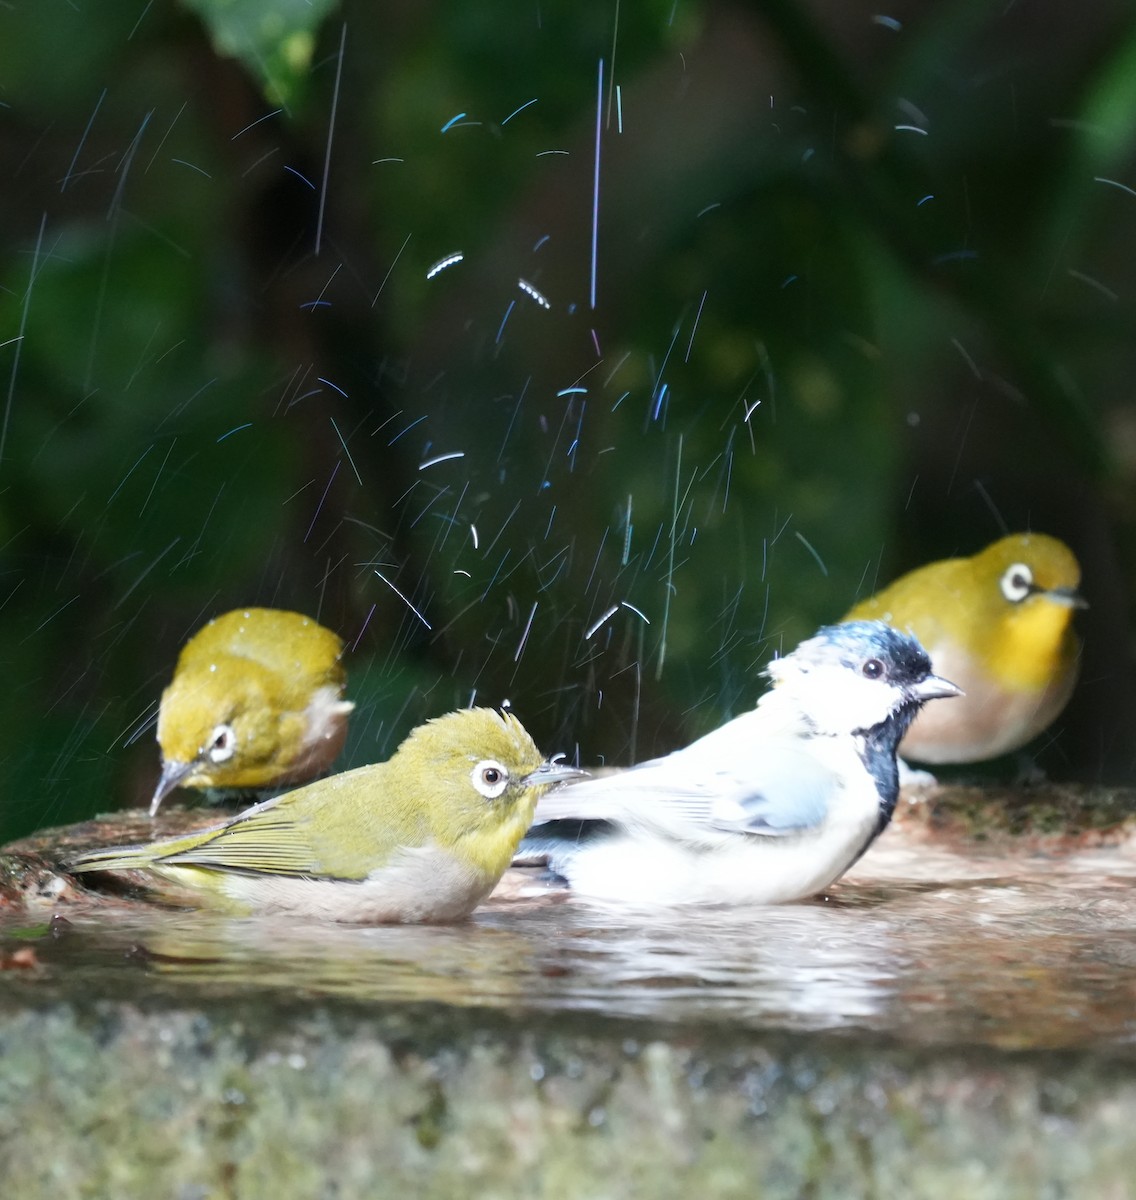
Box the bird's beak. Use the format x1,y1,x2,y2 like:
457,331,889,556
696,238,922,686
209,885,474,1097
1045,586,1088,610
911,674,964,703
522,760,588,788
149,758,199,816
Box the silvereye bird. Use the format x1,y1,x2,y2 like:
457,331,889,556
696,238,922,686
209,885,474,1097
844,533,1085,764
518,622,960,906
151,608,354,816
72,708,583,923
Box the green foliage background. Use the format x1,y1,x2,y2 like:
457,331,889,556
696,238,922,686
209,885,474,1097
2,0,1136,840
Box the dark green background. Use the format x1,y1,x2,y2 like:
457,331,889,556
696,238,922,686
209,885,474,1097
3,0,1135,841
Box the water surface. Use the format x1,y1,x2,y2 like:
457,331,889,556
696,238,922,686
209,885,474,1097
6,827,1136,1055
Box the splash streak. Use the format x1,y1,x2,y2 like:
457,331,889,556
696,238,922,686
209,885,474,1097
107,444,154,505
514,601,537,661
1094,176,1136,199
331,417,363,485
315,23,347,256
426,252,464,280
438,481,469,552
496,299,515,343
590,58,603,310
629,660,641,763
372,232,412,307
139,437,177,516
568,401,585,471
231,110,283,140
794,530,829,577
1,214,46,467
650,320,682,420
657,433,681,679
120,699,160,748
722,442,733,514
24,595,80,641
585,604,619,639
375,570,431,630
350,603,377,652
0,579,25,617
127,0,156,40
518,279,550,308
419,451,466,470
145,101,187,173
685,290,707,362
308,262,342,314
62,88,106,192
109,111,152,220
605,0,621,127
304,460,341,542
113,538,181,610
501,99,537,126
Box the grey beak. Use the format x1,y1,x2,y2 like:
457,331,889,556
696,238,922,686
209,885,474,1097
1046,586,1088,610
523,760,588,789
911,674,964,703
149,758,199,817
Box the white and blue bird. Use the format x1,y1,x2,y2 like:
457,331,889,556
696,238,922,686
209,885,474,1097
518,621,961,906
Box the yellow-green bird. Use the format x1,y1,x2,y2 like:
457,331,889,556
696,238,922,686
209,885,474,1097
845,533,1085,764
150,608,354,816
73,708,582,923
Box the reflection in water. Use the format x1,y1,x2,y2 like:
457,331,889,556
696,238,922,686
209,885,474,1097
37,898,901,1029
5,839,1136,1054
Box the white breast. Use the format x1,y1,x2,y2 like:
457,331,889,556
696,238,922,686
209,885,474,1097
559,757,883,907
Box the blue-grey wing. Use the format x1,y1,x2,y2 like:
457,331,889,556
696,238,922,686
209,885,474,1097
531,740,836,839
701,746,834,834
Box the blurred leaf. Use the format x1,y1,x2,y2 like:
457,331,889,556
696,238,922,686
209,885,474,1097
180,0,339,107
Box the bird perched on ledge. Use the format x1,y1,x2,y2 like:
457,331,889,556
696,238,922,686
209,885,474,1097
517,621,959,907
844,533,1085,764
150,608,354,816
73,708,583,923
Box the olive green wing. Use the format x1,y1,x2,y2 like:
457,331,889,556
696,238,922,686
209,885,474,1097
158,809,333,877
156,765,418,880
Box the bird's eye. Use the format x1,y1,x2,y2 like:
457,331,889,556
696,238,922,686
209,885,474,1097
471,759,510,800
1000,563,1034,603
861,658,886,680
206,723,236,763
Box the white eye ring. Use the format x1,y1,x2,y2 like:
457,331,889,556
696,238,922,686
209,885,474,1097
471,760,510,799
1000,562,1034,604
206,723,237,764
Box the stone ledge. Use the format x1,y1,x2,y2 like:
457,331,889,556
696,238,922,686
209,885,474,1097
0,988,1133,1199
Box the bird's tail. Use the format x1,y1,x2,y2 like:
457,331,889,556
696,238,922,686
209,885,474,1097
513,818,615,869
68,844,153,874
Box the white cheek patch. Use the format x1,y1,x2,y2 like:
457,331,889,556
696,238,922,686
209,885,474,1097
303,685,355,745
776,665,902,735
